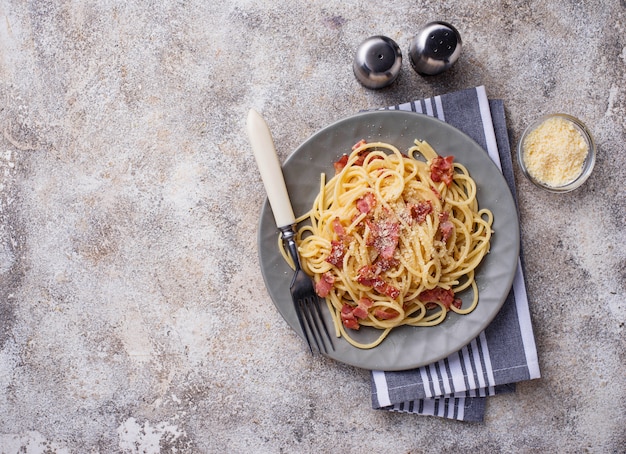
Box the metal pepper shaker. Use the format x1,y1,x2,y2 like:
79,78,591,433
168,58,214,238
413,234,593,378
408,21,462,76
353,36,402,89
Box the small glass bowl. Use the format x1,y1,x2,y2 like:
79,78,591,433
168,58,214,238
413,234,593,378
517,113,596,193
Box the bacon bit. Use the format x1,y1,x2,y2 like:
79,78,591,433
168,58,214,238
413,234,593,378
356,265,377,287
315,272,335,298
430,156,455,186
340,298,374,330
409,200,433,224
326,241,346,268
356,192,376,214
327,218,352,268
352,306,368,320
373,256,398,274
331,217,346,238
440,221,454,242
352,139,367,150
352,298,372,319
353,151,370,167
341,304,354,317
418,287,461,310
374,308,400,320
333,141,382,174
374,280,400,299
438,212,454,243
340,304,360,330
366,218,399,260
378,223,399,259
357,265,400,298
334,154,349,174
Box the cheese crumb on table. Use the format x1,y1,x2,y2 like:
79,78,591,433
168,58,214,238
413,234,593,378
522,116,589,187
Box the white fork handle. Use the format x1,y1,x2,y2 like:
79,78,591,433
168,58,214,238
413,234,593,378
247,109,296,228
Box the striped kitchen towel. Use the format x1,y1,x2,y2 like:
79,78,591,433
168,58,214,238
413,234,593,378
370,86,541,422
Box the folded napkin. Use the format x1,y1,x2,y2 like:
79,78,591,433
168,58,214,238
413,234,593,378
370,86,541,421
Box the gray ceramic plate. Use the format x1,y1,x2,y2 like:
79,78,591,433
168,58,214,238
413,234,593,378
257,111,519,371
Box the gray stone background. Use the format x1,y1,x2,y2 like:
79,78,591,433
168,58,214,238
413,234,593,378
0,1,624,452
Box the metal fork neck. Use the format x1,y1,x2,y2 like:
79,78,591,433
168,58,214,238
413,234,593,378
279,225,302,270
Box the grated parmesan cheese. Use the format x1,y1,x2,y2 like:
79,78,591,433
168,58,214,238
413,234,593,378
522,116,589,187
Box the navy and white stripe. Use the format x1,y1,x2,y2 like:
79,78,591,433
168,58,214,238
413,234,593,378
370,86,541,421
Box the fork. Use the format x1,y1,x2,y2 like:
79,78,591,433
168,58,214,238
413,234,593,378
279,225,334,353
247,109,334,354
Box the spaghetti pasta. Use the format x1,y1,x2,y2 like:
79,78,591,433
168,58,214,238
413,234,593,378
284,139,493,349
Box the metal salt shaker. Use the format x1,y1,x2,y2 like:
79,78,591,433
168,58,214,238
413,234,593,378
408,21,462,76
353,36,402,89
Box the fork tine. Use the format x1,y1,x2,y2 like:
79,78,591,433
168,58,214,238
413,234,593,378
294,299,313,353
315,298,335,351
300,298,324,353
309,296,335,353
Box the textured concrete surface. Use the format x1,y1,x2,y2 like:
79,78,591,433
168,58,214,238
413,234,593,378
0,1,624,453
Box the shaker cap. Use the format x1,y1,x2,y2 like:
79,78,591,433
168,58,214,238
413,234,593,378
409,22,462,76
353,36,402,89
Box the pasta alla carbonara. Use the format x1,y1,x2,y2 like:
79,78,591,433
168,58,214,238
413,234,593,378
283,139,493,349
